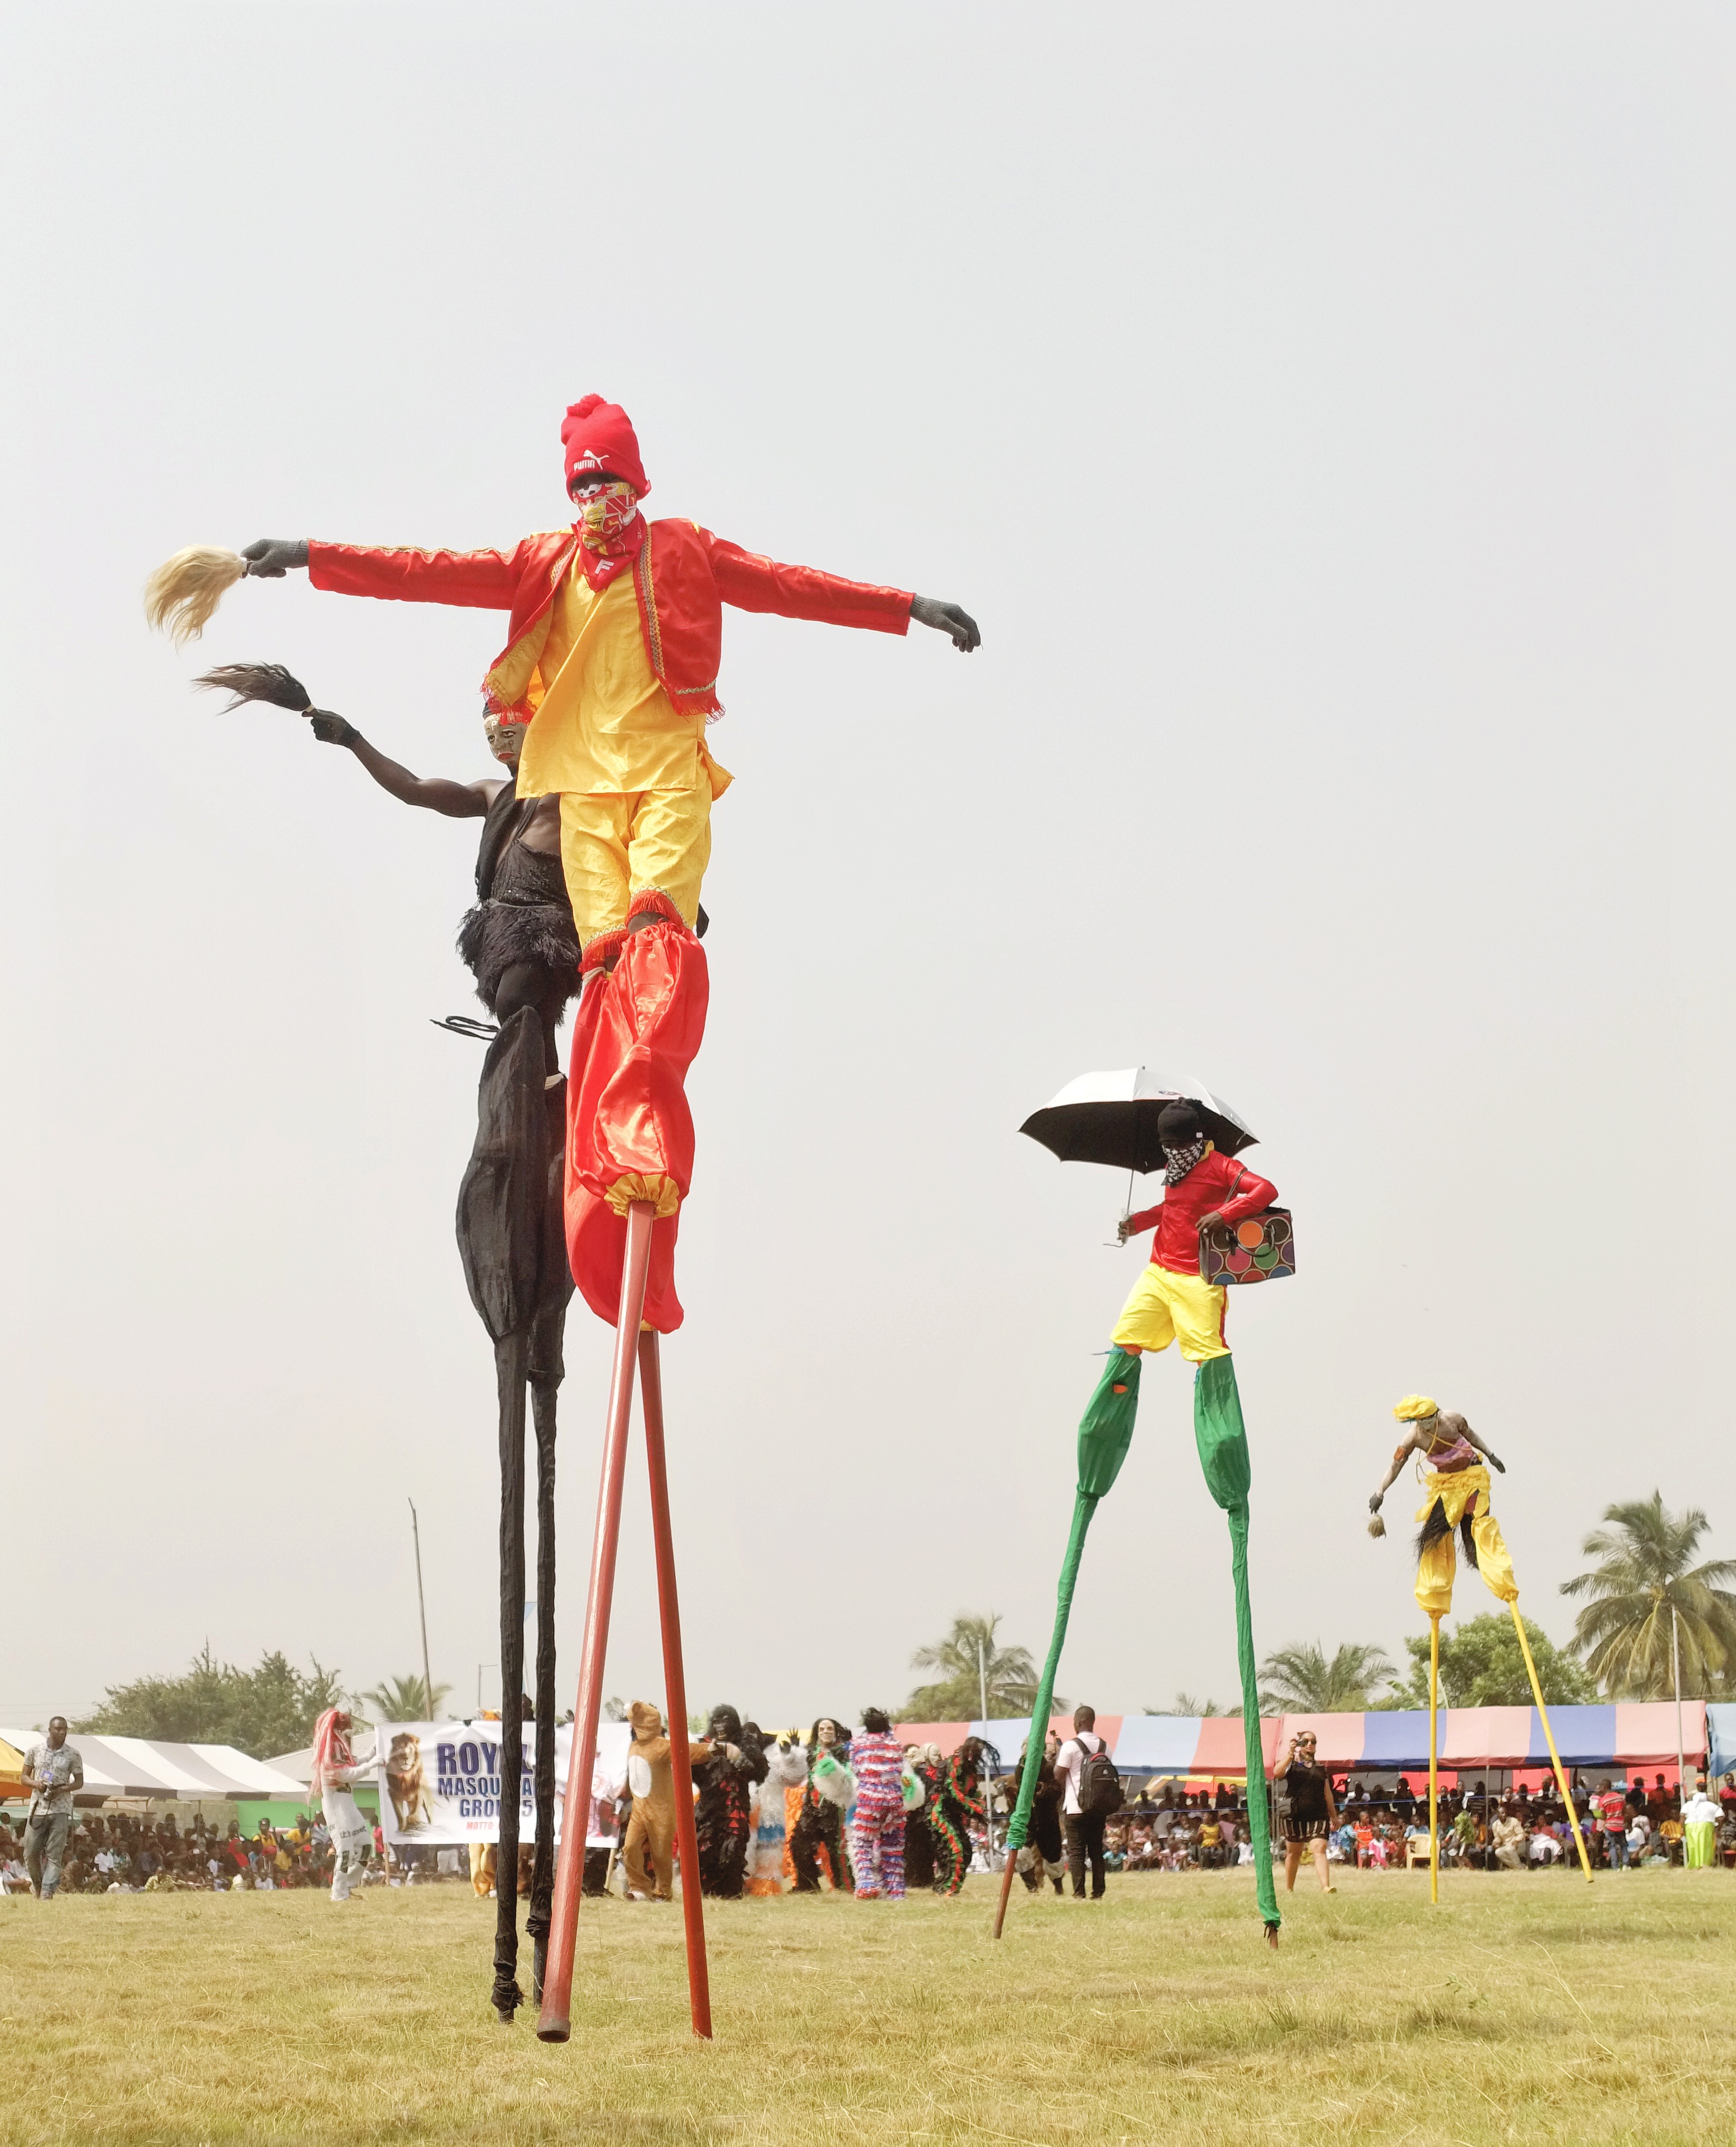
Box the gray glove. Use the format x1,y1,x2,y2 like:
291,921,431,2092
242,538,310,578
911,594,981,651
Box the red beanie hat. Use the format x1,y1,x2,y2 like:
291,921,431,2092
561,395,649,498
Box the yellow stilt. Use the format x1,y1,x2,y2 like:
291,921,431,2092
1427,1611,1441,1904
1508,1598,1594,1885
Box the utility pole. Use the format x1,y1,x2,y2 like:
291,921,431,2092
409,1500,435,1717
1671,1600,1686,1802
977,1631,996,1866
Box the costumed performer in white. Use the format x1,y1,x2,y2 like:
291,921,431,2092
311,1708,375,1902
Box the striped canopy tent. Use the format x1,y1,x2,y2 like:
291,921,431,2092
895,1704,1708,1778
1266,1702,1707,1774
0,1730,308,1803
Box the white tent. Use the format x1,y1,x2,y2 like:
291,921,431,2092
0,1728,308,1802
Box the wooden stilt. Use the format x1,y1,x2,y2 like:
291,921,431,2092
1428,1610,1441,1906
536,1201,657,2043
1508,1598,1595,1884
638,1331,713,2039
992,1835,1020,1938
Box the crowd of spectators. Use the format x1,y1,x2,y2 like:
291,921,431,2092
999,1769,1736,1880
7,1760,1732,1898
0,1807,392,1894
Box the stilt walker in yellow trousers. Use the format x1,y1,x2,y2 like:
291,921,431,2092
1368,1395,1594,1890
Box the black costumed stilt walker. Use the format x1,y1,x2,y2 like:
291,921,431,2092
189,663,609,2013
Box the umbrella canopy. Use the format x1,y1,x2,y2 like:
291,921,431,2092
1019,1067,1258,1175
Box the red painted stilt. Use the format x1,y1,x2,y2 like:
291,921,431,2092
638,1331,713,2038
992,1835,1019,1938
536,1200,656,2043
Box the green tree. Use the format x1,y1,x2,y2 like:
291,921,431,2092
1145,1693,1236,1717
1559,1493,1736,1699
360,1673,452,1722
75,1646,345,1757
904,1613,1045,1718
1257,1641,1396,1713
1380,1613,1594,1709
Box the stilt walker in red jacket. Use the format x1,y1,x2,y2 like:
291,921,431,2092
152,397,980,2036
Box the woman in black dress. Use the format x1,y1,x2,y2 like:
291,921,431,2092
1274,1730,1338,1895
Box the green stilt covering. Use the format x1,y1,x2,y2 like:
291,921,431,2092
1003,1349,1140,1855
1003,1346,1280,1939
1194,1354,1280,1932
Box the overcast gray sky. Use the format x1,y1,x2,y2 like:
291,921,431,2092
3,2,1732,1734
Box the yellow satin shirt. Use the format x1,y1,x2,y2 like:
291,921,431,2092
514,563,732,801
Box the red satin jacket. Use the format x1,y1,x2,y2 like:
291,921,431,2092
308,519,913,724
1125,1150,1278,1277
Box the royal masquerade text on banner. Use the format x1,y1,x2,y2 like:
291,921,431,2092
371,1721,632,1848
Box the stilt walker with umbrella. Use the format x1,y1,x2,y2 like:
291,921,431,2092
997,1068,1293,1946
1368,1397,1595,1891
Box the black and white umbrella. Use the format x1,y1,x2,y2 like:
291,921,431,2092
1019,1066,1258,1175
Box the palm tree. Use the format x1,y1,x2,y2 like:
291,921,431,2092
1257,1641,1396,1714
360,1672,453,1723
1560,1493,1736,1699
1145,1693,1235,1717
904,1613,1045,1718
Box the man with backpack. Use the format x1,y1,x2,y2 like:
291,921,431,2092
1055,1705,1121,1899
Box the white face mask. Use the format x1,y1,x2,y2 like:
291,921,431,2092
482,715,523,768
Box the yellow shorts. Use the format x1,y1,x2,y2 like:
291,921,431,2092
1111,1263,1229,1363
559,788,712,944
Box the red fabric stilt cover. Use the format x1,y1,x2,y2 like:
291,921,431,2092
563,911,708,1333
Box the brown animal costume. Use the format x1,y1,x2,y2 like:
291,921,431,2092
622,1700,711,1900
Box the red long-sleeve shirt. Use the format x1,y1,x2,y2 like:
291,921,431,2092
1126,1149,1277,1276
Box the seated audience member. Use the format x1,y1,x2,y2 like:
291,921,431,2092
1491,1807,1526,1870
1529,1824,1562,1866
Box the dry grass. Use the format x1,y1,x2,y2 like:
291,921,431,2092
2,1867,1733,2145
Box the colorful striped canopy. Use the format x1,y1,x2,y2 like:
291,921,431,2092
895,1702,1708,1775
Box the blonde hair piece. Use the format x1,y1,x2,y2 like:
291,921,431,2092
144,546,249,645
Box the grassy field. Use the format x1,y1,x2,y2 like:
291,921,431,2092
2,1867,1733,2146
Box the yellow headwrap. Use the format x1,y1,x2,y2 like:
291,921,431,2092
1392,1394,1440,1421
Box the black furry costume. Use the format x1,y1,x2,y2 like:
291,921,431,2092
790,1718,854,1893
456,782,581,1022
694,1705,767,1899
902,1761,943,1890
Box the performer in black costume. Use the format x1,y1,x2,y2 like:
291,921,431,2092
902,1744,943,1892
790,1717,854,1893
693,1705,767,1899
1011,1730,1065,1895
192,661,597,2019
931,1737,989,1896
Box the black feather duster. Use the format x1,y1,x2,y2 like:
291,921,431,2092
194,662,313,714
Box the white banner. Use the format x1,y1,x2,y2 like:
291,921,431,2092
373,1721,631,1848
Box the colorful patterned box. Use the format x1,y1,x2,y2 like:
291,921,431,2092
1199,1208,1296,1286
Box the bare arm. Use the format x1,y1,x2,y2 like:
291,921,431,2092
1370,1429,1424,1511
1460,1421,1506,1473
311,714,493,819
